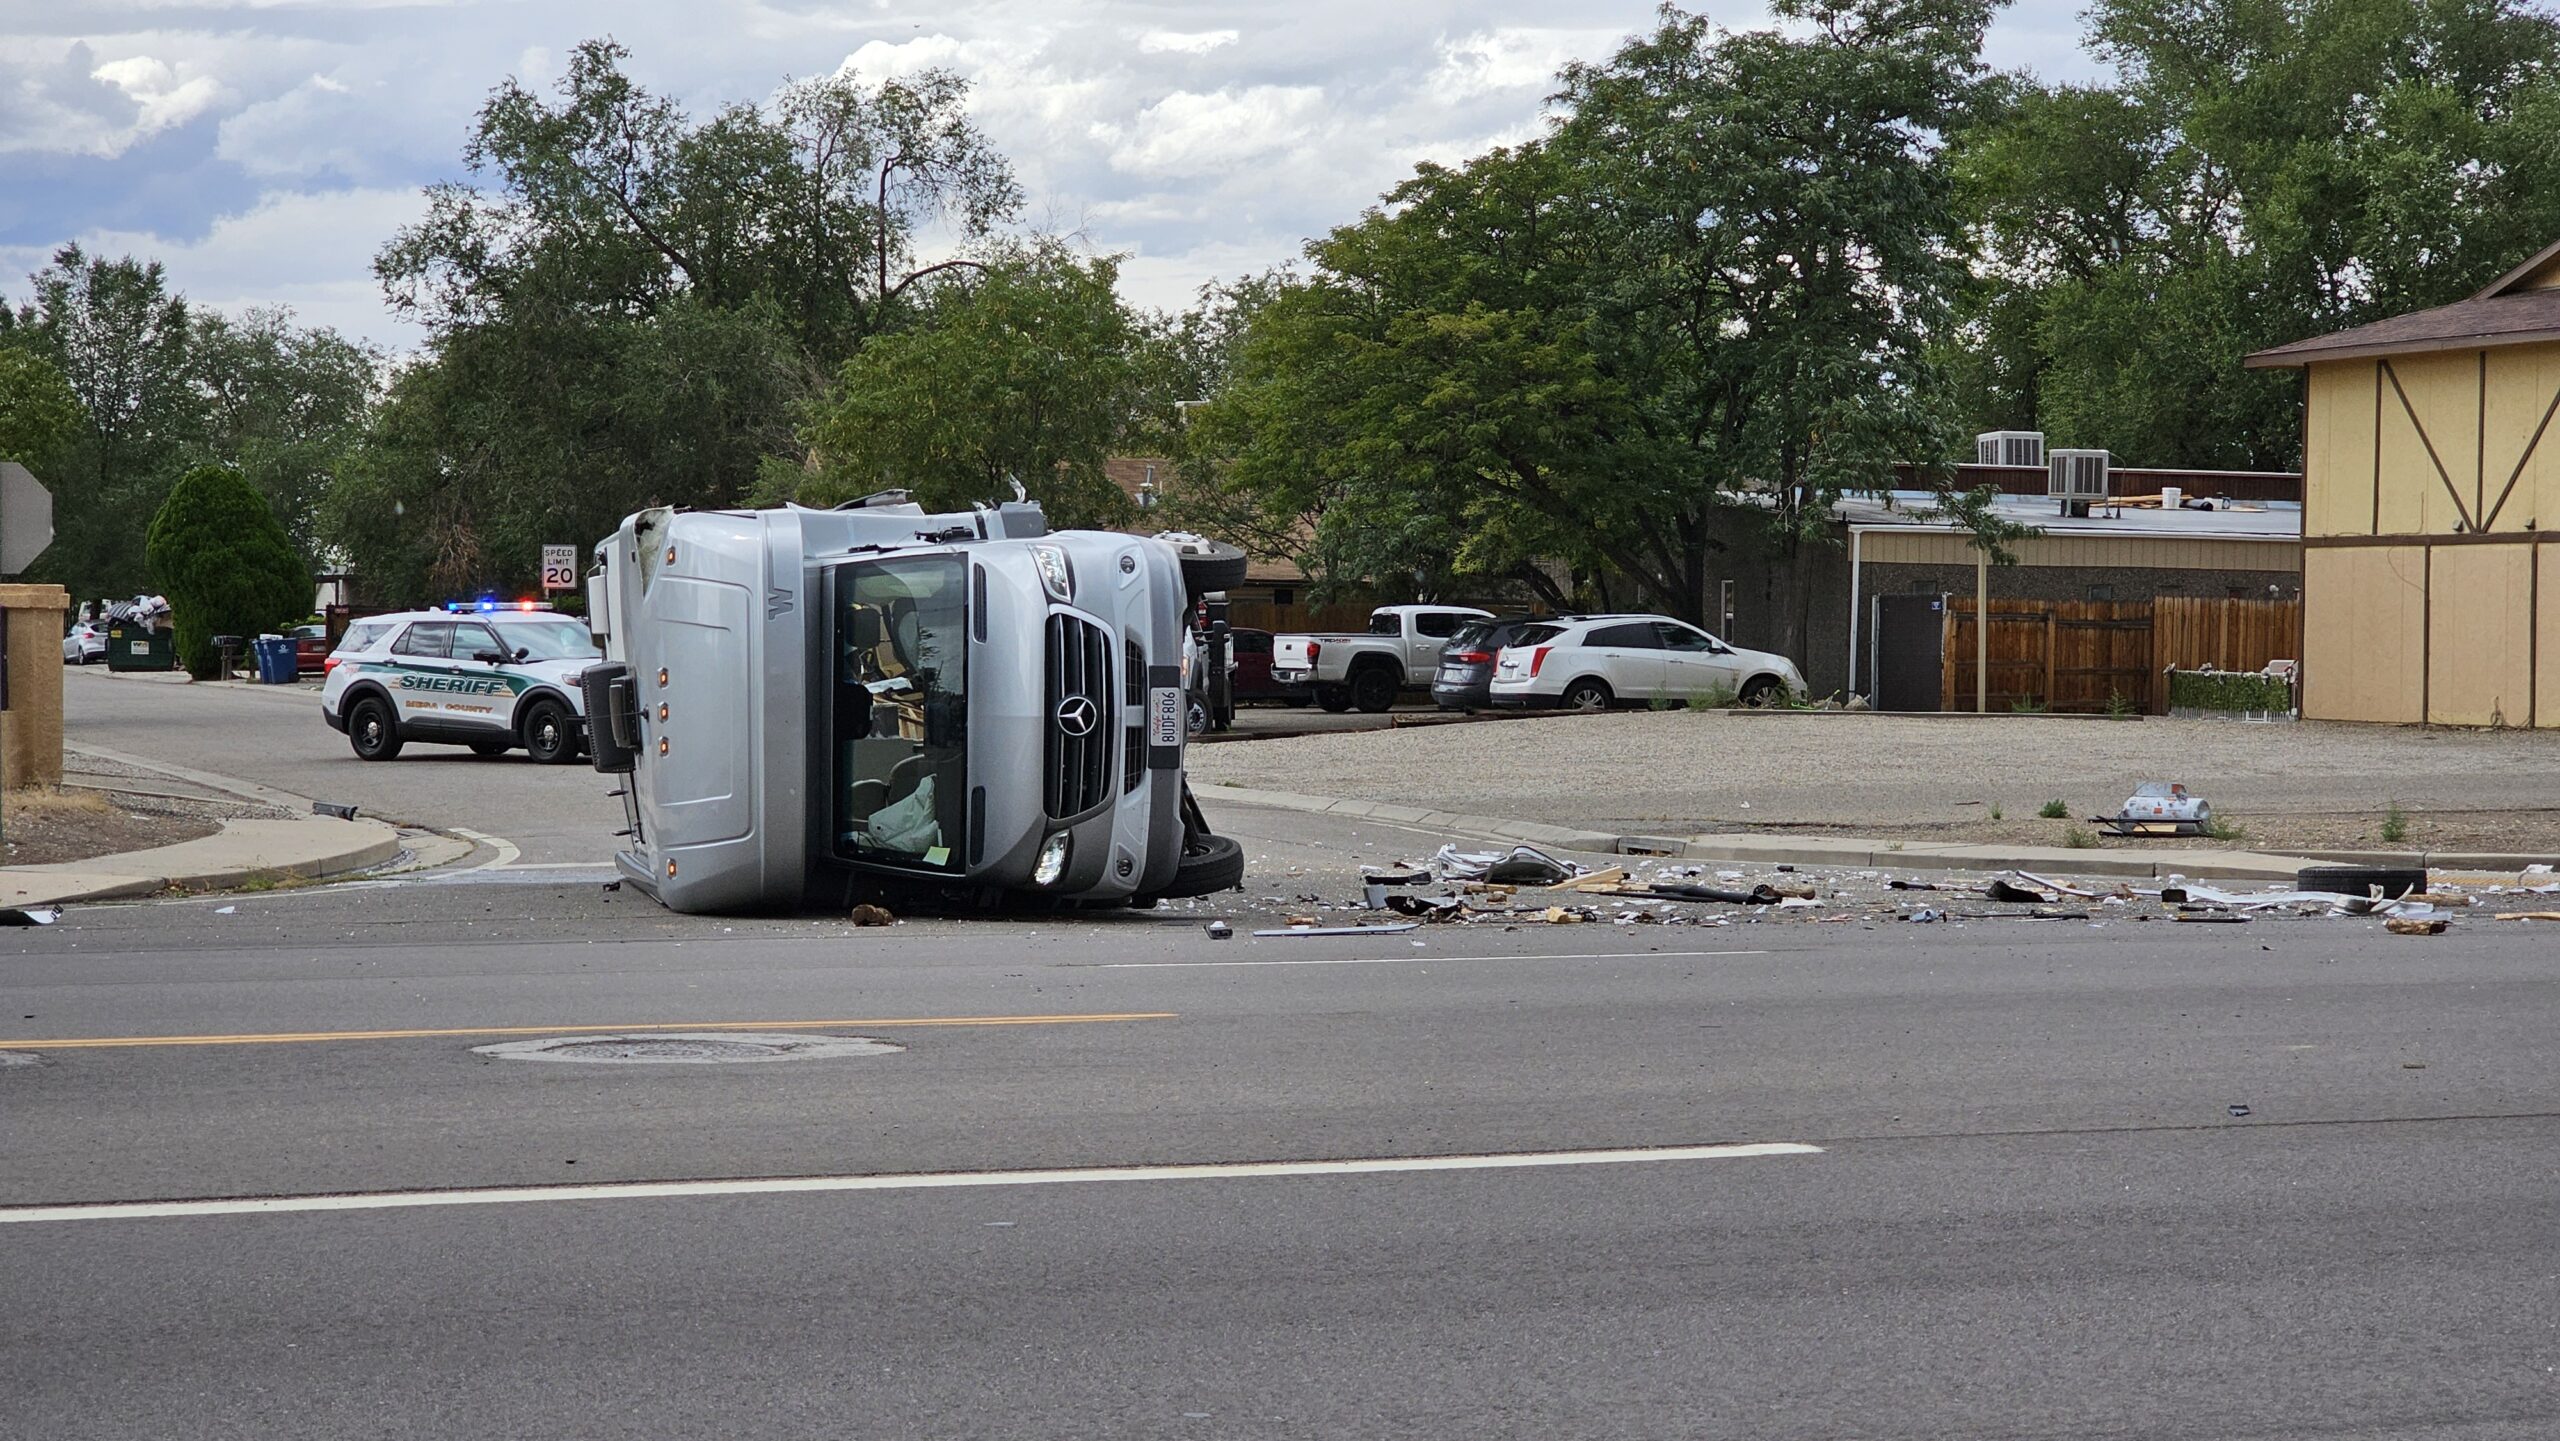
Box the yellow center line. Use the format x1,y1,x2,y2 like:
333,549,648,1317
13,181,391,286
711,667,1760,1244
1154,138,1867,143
9,1013,1178,1051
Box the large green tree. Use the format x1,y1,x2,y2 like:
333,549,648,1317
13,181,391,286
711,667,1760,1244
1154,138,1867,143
779,245,1143,528
144,465,312,678
0,347,84,471
345,38,1023,603
1197,0,1994,649
1950,0,2560,467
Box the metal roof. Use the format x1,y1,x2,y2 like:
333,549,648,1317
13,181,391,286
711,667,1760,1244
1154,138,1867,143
1835,490,2301,542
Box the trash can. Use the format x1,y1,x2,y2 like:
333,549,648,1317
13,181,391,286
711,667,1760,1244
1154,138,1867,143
252,636,299,685
105,623,176,672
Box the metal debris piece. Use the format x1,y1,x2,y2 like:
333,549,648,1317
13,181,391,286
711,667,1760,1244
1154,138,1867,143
311,801,359,820
1205,920,1233,939
1251,921,1423,937
2385,917,2449,936
0,906,62,926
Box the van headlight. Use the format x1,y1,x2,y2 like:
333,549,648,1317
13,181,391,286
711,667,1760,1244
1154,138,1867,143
1033,833,1071,887
1030,544,1074,602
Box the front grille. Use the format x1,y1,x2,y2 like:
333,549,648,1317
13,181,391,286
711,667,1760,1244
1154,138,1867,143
1044,613,1113,819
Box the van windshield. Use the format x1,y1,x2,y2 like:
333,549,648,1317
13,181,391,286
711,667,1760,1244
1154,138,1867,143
831,555,968,872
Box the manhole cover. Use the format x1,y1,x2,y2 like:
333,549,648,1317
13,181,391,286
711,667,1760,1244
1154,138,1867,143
0,1051,38,1068
473,1032,903,1065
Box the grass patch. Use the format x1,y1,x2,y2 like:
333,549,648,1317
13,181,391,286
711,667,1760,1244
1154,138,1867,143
6,785,115,818
2037,799,2069,820
2380,802,2409,845
2062,824,2098,849
2008,696,2048,714
2203,815,2247,842
232,868,315,893
1988,802,2004,821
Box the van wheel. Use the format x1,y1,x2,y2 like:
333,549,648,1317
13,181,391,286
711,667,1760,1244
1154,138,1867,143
1154,834,1245,899
521,697,579,765
1316,685,1352,713
348,696,404,761
1348,665,1398,713
1562,678,1614,712
1176,540,1250,599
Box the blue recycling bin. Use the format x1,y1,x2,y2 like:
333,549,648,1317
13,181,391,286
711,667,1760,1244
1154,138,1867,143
252,636,299,685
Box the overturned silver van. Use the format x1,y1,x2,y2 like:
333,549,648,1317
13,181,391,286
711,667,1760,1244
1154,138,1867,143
581,496,1246,914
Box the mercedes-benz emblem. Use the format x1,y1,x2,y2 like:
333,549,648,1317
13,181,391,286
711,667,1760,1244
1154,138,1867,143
1054,696,1099,737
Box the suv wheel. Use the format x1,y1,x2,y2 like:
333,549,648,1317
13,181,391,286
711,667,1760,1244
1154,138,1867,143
1562,678,1614,712
348,696,404,761
520,697,579,765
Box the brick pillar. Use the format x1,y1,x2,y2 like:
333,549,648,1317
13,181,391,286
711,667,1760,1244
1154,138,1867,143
0,583,70,789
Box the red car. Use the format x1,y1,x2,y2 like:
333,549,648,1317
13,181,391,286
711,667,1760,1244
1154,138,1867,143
288,624,332,675
1225,628,1309,705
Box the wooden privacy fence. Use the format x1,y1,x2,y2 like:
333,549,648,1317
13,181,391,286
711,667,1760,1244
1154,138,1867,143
1941,597,2301,714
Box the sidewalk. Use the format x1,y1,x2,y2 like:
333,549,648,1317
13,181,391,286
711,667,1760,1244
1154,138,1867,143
0,815,406,907
1200,782,2560,885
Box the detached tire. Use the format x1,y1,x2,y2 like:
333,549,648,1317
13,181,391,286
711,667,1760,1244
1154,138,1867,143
1348,665,1398,714
521,696,580,765
2297,864,2426,899
1175,539,1249,599
347,696,403,761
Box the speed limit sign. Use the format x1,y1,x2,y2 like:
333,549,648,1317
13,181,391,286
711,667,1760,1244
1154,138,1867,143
540,543,578,592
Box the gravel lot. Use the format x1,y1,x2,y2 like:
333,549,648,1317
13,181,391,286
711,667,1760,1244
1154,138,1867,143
1190,711,2560,855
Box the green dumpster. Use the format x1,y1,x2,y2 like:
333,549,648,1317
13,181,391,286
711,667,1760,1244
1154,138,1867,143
106,623,176,672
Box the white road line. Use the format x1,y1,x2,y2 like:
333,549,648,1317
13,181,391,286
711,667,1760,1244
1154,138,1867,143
447,826,523,872
1091,948,1768,969
0,1144,1821,1225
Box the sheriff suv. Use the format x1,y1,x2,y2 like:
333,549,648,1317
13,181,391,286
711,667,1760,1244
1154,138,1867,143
321,607,601,763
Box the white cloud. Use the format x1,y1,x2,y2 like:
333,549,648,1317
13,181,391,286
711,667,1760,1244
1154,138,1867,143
1106,85,1326,178
1136,29,1237,56
2,186,429,344
1425,27,1624,104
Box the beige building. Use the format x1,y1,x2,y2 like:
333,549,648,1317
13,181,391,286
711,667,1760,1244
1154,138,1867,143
2248,243,2560,727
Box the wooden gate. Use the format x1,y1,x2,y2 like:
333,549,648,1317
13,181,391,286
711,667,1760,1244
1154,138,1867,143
1943,601,2153,713
1940,597,2304,714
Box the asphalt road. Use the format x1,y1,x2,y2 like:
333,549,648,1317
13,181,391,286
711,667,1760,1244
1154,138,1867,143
29,667,2560,1436
7,865,2558,1438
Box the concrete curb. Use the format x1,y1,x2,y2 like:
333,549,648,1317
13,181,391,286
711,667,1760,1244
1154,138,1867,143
1,816,406,907
1195,781,2560,883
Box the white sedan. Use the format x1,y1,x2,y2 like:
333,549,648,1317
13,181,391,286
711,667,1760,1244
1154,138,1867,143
1489,614,1806,711
62,621,107,664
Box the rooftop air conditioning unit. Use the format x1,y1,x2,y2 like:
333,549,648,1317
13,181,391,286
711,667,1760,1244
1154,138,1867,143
1977,430,2045,468
2048,449,2110,516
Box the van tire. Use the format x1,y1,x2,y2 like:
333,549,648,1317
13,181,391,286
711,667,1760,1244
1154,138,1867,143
1348,664,1398,713
1176,540,1249,599
1154,833,1245,899
348,695,403,761
521,696,579,765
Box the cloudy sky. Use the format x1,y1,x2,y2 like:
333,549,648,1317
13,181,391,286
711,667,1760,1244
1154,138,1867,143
1,1,2102,351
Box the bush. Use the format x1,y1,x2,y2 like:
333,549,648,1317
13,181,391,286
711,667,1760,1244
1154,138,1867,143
145,465,311,679
2037,799,2069,819
2168,669,2293,714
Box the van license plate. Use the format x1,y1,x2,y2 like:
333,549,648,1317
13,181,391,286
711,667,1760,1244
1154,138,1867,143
1150,687,1183,746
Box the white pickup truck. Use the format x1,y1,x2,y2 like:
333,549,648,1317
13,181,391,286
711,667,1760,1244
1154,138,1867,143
1272,604,1492,712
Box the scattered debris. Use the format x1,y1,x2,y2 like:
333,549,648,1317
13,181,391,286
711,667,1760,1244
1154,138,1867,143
213,905,237,916
601,879,622,893
2098,781,2211,837
1433,843,1582,886
1384,894,1463,920
1252,921,1422,937
1906,907,1945,923
311,801,360,821
1205,920,1232,940
2385,916,2450,936
2228,1104,2252,1117
1984,878,2054,904
0,906,62,926
849,904,896,927
2496,912,2560,923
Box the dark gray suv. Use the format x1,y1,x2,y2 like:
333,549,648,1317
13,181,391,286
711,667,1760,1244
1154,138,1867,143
1430,616,1558,711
